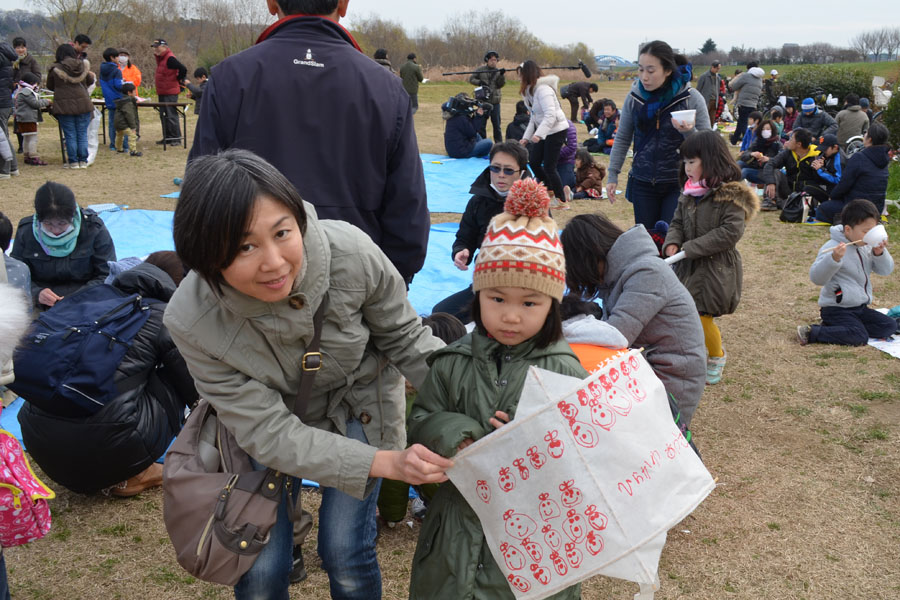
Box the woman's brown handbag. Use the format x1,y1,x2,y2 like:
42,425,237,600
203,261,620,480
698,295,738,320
162,300,326,586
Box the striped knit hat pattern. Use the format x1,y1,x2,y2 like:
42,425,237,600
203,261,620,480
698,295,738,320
473,179,566,301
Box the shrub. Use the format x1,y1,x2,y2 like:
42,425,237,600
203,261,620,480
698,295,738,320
879,83,900,150
777,65,872,104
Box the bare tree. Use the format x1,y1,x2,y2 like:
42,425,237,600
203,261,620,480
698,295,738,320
883,26,900,61
33,0,131,46
850,32,871,61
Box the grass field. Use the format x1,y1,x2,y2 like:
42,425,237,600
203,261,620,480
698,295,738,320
2,77,900,599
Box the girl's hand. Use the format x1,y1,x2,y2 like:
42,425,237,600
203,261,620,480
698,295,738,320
531,135,541,144
453,249,470,270
371,444,453,485
831,242,847,262
38,288,63,307
606,183,617,204
489,411,510,430
664,244,679,257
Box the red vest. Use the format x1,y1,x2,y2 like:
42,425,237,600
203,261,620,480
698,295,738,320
154,48,181,95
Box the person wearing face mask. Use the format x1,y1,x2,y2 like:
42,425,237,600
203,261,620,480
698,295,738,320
606,40,712,230
738,118,782,184
116,49,142,88
10,181,117,309
432,141,531,322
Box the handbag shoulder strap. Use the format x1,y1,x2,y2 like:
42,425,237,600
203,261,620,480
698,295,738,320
292,295,328,420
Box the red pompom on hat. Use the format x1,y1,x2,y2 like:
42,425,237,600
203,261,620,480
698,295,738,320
473,180,566,301
504,178,551,219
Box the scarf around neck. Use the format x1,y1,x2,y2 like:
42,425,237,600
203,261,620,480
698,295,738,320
683,179,710,197
636,63,692,123
33,207,82,257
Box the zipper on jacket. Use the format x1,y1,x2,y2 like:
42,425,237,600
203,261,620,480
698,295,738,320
856,249,870,304
62,384,104,407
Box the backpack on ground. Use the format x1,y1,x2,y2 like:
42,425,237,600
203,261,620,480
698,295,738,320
779,191,808,223
9,284,152,417
0,417,54,547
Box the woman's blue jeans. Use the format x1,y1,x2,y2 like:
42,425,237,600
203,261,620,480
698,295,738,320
625,176,681,229
58,112,92,164
234,418,383,600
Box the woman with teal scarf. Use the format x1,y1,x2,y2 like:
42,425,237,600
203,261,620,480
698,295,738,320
11,181,117,309
605,40,712,233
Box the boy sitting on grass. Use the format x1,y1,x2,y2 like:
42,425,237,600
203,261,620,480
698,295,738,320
798,199,895,346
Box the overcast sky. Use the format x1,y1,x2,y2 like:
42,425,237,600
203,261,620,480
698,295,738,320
2,0,897,60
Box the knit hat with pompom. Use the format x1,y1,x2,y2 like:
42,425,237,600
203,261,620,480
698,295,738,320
473,179,566,301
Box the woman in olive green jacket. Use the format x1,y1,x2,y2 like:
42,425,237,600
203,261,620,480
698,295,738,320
163,150,451,600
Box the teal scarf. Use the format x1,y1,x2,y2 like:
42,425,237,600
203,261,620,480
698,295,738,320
33,207,82,257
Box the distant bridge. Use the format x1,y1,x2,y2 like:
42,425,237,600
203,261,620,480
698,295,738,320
593,55,635,68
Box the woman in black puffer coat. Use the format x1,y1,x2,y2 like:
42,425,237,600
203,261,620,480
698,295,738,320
18,260,197,496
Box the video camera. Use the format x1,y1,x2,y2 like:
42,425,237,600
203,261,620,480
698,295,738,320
441,93,493,118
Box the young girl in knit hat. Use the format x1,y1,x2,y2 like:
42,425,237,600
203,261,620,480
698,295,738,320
407,178,587,600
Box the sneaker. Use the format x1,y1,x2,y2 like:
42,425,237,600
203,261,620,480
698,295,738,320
797,325,811,345
557,201,571,210
563,185,573,203
761,199,778,211
130,151,143,157
411,496,428,520
706,352,726,385
62,162,73,169
9,169,19,177
109,463,163,497
156,139,168,145
16,147,22,154
289,545,308,584
0,173,9,180
77,162,88,169
549,197,561,209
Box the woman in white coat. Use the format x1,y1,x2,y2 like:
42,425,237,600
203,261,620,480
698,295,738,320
518,60,571,208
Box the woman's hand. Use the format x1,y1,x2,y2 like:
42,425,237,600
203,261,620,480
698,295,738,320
671,118,693,133
664,244,679,257
519,138,528,146
765,184,776,200
489,411,510,430
453,249,470,271
38,288,63,307
531,135,541,144
606,183,617,204
370,444,453,485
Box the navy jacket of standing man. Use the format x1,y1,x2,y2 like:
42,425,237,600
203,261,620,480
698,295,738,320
188,0,429,282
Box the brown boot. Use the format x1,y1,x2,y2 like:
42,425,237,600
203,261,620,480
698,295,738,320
110,463,163,497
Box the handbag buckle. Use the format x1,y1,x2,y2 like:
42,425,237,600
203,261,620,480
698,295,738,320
301,352,322,371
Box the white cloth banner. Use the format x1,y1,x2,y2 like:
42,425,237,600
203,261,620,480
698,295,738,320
446,350,715,599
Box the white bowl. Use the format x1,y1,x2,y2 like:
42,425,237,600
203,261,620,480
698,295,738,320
863,223,888,247
671,109,696,128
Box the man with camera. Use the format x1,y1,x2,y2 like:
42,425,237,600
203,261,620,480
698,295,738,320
443,93,493,158
468,51,506,143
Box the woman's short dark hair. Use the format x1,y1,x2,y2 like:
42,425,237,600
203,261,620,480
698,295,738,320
560,213,624,300
678,130,742,188
638,40,679,85
173,149,308,293
840,199,880,228
490,141,529,170
102,47,119,62
867,122,888,146
471,291,563,349
55,44,78,63
34,181,77,223
373,48,388,60
12,37,26,48
276,0,337,15
519,60,542,96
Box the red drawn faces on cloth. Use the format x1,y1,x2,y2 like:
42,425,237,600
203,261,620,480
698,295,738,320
498,466,515,492
526,445,547,469
521,536,543,562
559,480,583,508
585,530,605,556
584,504,608,531
512,457,530,481
538,492,561,521
503,510,538,540
549,549,569,576
619,359,647,402
508,573,531,593
562,509,586,543
557,402,599,448
544,430,564,458
500,541,526,571
542,523,562,549
530,563,551,585
598,372,632,417
564,542,584,568
476,479,491,503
